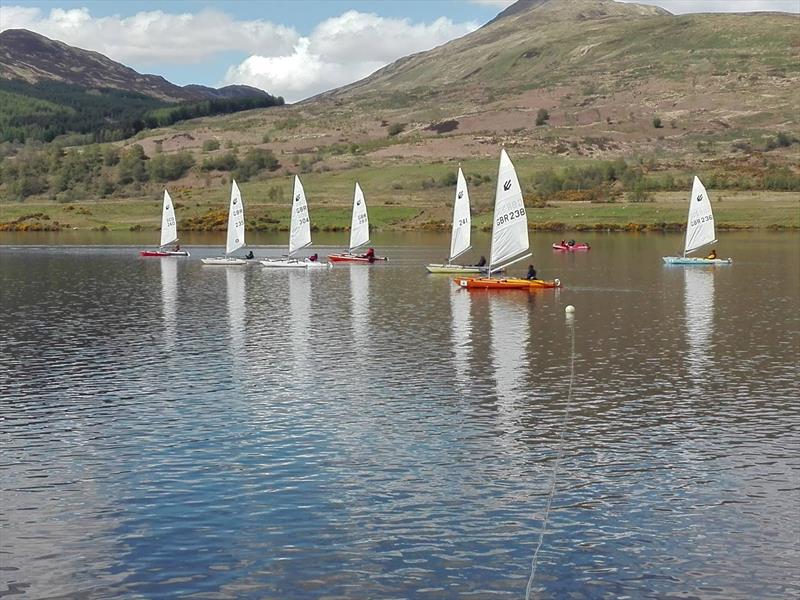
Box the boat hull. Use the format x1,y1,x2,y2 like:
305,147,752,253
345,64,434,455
552,243,590,251
662,256,732,265
140,250,190,257
328,253,387,263
454,276,561,289
201,257,248,265
426,264,482,274
260,258,331,269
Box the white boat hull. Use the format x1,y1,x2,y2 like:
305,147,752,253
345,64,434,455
260,258,331,269
426,263,492,274
202,257,248,265
662,256,732,265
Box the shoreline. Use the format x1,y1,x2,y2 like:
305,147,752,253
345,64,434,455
2,190,798,233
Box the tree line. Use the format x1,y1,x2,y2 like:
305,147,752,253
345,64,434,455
0,143,280,201
0,79,284,144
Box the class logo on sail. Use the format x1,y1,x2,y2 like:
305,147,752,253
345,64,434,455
457,191,464,199
295,194,301,201
503,180,512,191
697,194,703,202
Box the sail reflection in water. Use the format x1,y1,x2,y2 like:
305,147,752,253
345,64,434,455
288,270,311,371
350,266,369,349
449,286,472,389
489,295,530,438
684,268,715,379
226,268,246,356
160,258,178,351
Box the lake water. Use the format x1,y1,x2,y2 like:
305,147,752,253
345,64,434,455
1,232,798,599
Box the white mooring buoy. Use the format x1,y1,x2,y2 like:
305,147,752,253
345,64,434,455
565,305,575,314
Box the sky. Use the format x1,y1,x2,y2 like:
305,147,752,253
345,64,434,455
1,0,797,102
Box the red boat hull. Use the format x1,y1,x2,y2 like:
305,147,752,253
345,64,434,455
328,253,387,263
552,243,590,252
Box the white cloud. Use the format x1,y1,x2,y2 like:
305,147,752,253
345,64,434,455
224,10,478,102
0,5,298,64
618,0,799,13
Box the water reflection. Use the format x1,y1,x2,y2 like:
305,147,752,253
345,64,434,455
160,258,177,351
226,268,246,356
289,270,311,371
684,268,714,380
489,294,530,438
350,266,370,350
449,286,472,389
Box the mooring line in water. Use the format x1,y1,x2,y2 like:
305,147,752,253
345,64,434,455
525,312,576,600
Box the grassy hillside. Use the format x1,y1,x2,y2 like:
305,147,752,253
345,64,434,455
1,0,798,232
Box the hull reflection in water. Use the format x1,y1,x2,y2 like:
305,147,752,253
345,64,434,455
161,258,178,351
289,270,311,371
684,268,715,381
450,286,472,389
350,266,370,349
226,268,246,356
489,294,530,440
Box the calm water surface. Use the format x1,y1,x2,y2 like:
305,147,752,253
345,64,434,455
1,232,798,599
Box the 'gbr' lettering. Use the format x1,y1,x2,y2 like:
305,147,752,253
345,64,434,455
496,207,526,227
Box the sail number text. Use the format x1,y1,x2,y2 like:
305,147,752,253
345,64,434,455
232,206,244,228
496,207,525,227
690,214,712,227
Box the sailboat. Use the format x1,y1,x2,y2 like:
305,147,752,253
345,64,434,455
328,183,387,263
140,190,189,257
260,175,330,269
662,176,732,265
426,167,484,274
201,180,249,265
454,149,560,289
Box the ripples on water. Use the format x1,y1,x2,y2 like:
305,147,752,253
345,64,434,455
1,235,798,599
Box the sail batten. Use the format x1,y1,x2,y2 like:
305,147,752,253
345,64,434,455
349,183,370,252
449,168,471,263
683,176,716,256
488,149,529,271
159,190,178,248
226,180,246,255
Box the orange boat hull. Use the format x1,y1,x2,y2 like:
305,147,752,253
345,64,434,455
454,276,561,289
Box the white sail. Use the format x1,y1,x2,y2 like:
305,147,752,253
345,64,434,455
289,175,312,256
160,190,178,248
488,149,529,270
684,176,716,256
349,182,370,252
226,180,246,255
449,167,471,262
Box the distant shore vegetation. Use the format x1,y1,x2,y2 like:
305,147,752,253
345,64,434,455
0,79,284,145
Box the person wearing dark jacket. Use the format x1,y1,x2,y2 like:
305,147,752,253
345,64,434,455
526,265,537,280
475,256,486,267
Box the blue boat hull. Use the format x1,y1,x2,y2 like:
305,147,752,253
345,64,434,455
662,256,732,265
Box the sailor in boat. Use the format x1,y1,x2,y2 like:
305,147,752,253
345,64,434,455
360,247,376,262
706,249,717,260
245,250,255,260
308,253,319,262
567,239,576,247
475,256,486,267
173,243,181,252
526,264,537,280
